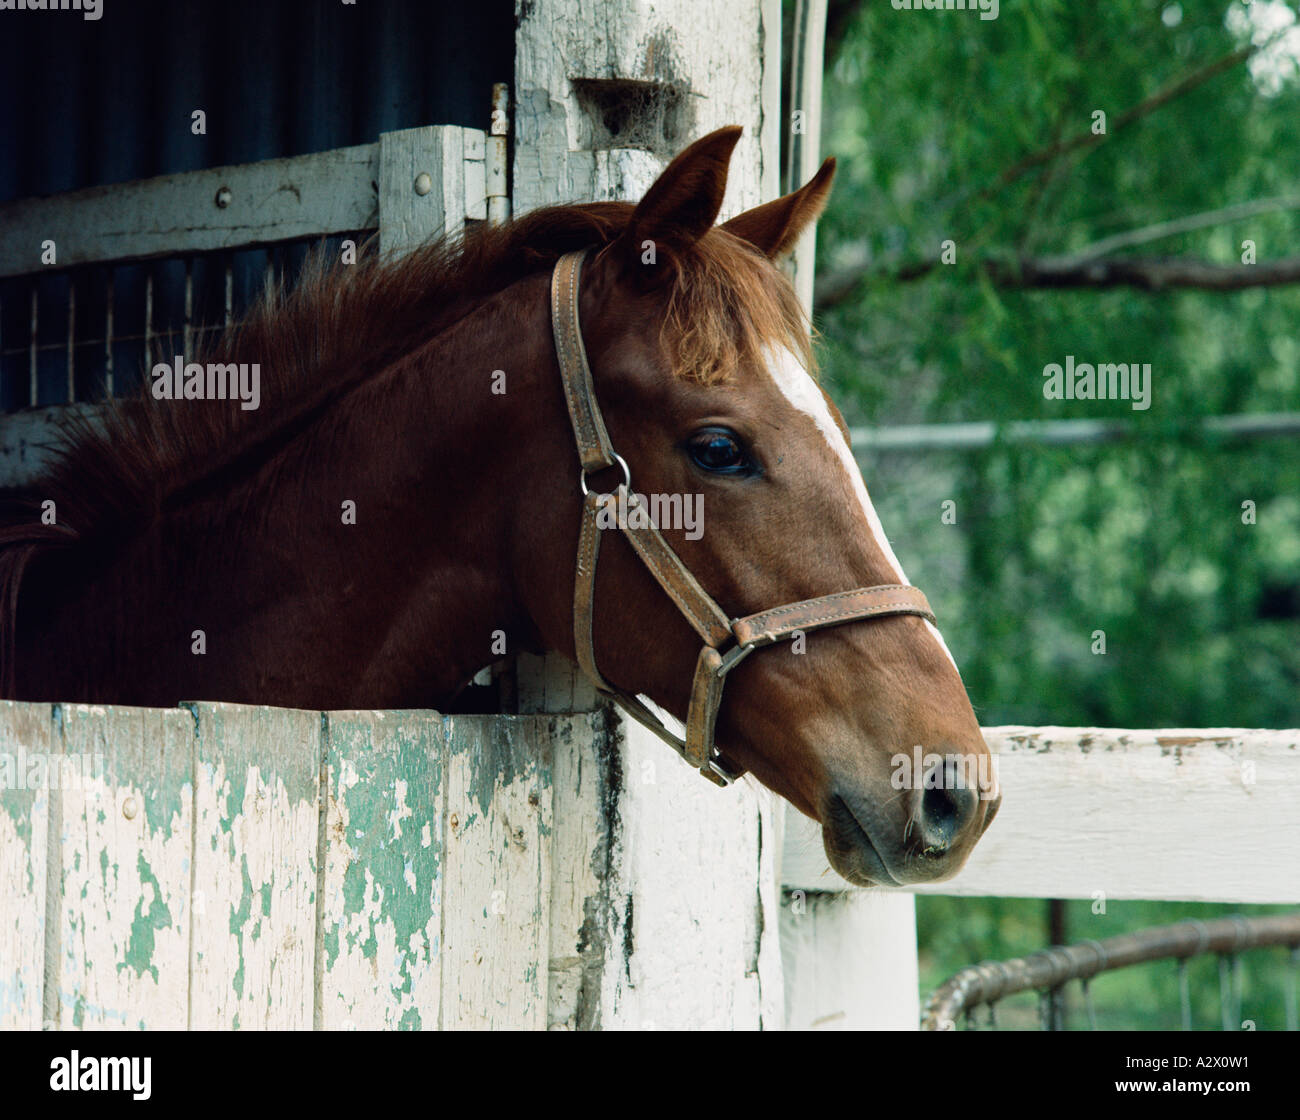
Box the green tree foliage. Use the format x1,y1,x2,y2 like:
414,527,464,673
816,0,1300,729
811,0,1300,1026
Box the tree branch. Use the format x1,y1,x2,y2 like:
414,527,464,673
815,253,1300,305
981,30,1286,200
995,254,1300,291
1050,196,1300,262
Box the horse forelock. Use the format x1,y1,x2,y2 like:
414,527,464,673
646,228,815,387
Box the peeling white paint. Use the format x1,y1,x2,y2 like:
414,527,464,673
0,703,49,1030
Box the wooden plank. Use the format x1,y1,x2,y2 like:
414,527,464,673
464,127,487,222
440,716,552,1029
513,652,601,715
544,712,610,1030
378,126,467,256
0,403,99,491
594,716,781,1030
54,704,193,1029
0,701,52,1030
0,144,379,278
317,710,444,1030
782,727,1300,904
188,703,321,1030
486,84,510,226
546,700,784,1031
781,890,919,1030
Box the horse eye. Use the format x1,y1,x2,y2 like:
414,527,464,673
687,428,751,474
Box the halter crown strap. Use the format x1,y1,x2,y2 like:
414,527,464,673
551,250,617,473
551,249,938,786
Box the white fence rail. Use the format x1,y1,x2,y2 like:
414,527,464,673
783,726,1300,904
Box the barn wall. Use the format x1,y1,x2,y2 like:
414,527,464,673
0,0,512,202
0,0,513,411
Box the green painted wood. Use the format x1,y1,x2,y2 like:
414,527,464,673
187,703,321,1030
318,710,445,1030
55,704,193,1029
440,715,553,1029
0,701,52,1030
0,702,629,1031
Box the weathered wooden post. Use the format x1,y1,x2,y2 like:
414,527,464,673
513,0,786,1029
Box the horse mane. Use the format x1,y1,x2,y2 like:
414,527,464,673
0,199,812,692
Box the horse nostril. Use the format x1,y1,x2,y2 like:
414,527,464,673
918,781,977,855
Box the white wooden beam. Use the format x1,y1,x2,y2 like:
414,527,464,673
378,126,484,255
513,0,770,221
316,710,445,1031
781,890,919,1029
52,705,195,1030
187,703,321,1030
0,126,491,279
0,145,380,277
783,727,1300,904
440,716,553,1029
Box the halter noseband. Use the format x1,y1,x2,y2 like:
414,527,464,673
551,248,937,786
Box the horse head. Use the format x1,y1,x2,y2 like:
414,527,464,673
514,128,1000,886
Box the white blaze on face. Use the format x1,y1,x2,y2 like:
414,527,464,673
764,347,960,673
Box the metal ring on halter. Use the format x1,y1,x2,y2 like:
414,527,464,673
579,453,631,497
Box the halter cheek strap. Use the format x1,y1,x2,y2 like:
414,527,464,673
551,249,936,786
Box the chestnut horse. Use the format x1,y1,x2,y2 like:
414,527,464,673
0,127,998,886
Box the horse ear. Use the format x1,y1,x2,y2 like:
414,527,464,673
721,157,836,259
621,126,743,268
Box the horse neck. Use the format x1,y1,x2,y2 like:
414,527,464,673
17,270,566,709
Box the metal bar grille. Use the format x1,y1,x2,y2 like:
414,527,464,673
104,270,114,398
1,235,369,414
28,286,37,406
65,280,75,403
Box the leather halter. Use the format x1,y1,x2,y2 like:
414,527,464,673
551,248,937,786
